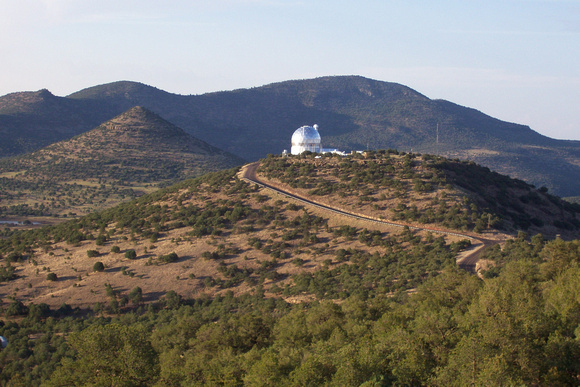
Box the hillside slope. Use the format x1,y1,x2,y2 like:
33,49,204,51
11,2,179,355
0,152,578,311
0,106,244,217
1,155,580,386
1,76,580,195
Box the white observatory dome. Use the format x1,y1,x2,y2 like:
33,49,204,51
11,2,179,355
291,125,322,155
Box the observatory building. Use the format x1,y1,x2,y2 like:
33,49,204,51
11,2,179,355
291,124,322,155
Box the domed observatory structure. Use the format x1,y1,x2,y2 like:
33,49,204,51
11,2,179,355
291,124,322,155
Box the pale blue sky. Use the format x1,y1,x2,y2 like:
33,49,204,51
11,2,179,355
1,0,579,140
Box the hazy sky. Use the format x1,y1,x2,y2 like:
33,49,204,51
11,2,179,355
1,0,579,140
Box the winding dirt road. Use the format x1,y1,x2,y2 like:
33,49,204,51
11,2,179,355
239,162,504,273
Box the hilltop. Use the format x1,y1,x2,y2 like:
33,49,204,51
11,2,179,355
1,76,579,196
255,151,580,239
0,106,244,217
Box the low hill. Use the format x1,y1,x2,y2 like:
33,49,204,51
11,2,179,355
0,106,244,217
256,151,580,239
0,152,578,312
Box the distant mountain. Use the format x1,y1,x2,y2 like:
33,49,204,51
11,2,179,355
0,89,118,155
1,76,579,196
0,106,244,217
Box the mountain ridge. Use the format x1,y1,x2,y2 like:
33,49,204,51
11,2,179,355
1,75,579,196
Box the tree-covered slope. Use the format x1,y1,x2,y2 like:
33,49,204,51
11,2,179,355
0,165,465,311
0,151,578,314
1,237,580,386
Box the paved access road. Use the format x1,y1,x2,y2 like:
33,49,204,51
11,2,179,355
239,162,504,273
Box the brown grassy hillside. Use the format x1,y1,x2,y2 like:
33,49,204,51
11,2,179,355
0,167,470,310
0,107,244,218
258,151,580,239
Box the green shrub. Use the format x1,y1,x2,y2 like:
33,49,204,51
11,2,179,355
86,250,100,258
46,272,58,281
6,252,26,262
125,250,137,260
158,252,179,263
93,262,105,272
95,235,107,246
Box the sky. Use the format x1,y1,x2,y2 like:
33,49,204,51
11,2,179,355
1,0,579,140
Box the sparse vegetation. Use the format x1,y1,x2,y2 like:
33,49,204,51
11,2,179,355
259,152,579,236
0,106,243,218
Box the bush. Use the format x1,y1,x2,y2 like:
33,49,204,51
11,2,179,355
125,250,137,260
5,299,28,316
86,250,100,258
6,252,26,262
158,252,178,263
110,246,121,253
128,287,143,304
96,235,107,246
0,263,17,282
93,262,105,272
46,273,58,281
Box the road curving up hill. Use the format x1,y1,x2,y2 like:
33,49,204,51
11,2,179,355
239,161,503,273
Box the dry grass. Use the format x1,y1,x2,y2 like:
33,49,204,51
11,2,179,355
1,181,469,309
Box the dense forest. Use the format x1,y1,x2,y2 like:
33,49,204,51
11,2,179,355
0,235,579,385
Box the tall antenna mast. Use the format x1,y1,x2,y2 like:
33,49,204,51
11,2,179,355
436,123,439,154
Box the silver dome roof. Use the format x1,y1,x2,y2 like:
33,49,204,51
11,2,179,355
291,125,321,145
291,125,322,155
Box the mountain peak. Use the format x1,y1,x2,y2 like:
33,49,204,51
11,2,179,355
67,81,172,101
113,105,163,123
0,106,244,216
0,88,57,114
102,106,187,140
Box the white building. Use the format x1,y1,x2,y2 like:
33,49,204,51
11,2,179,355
291,125,322,155
288,124,349,156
